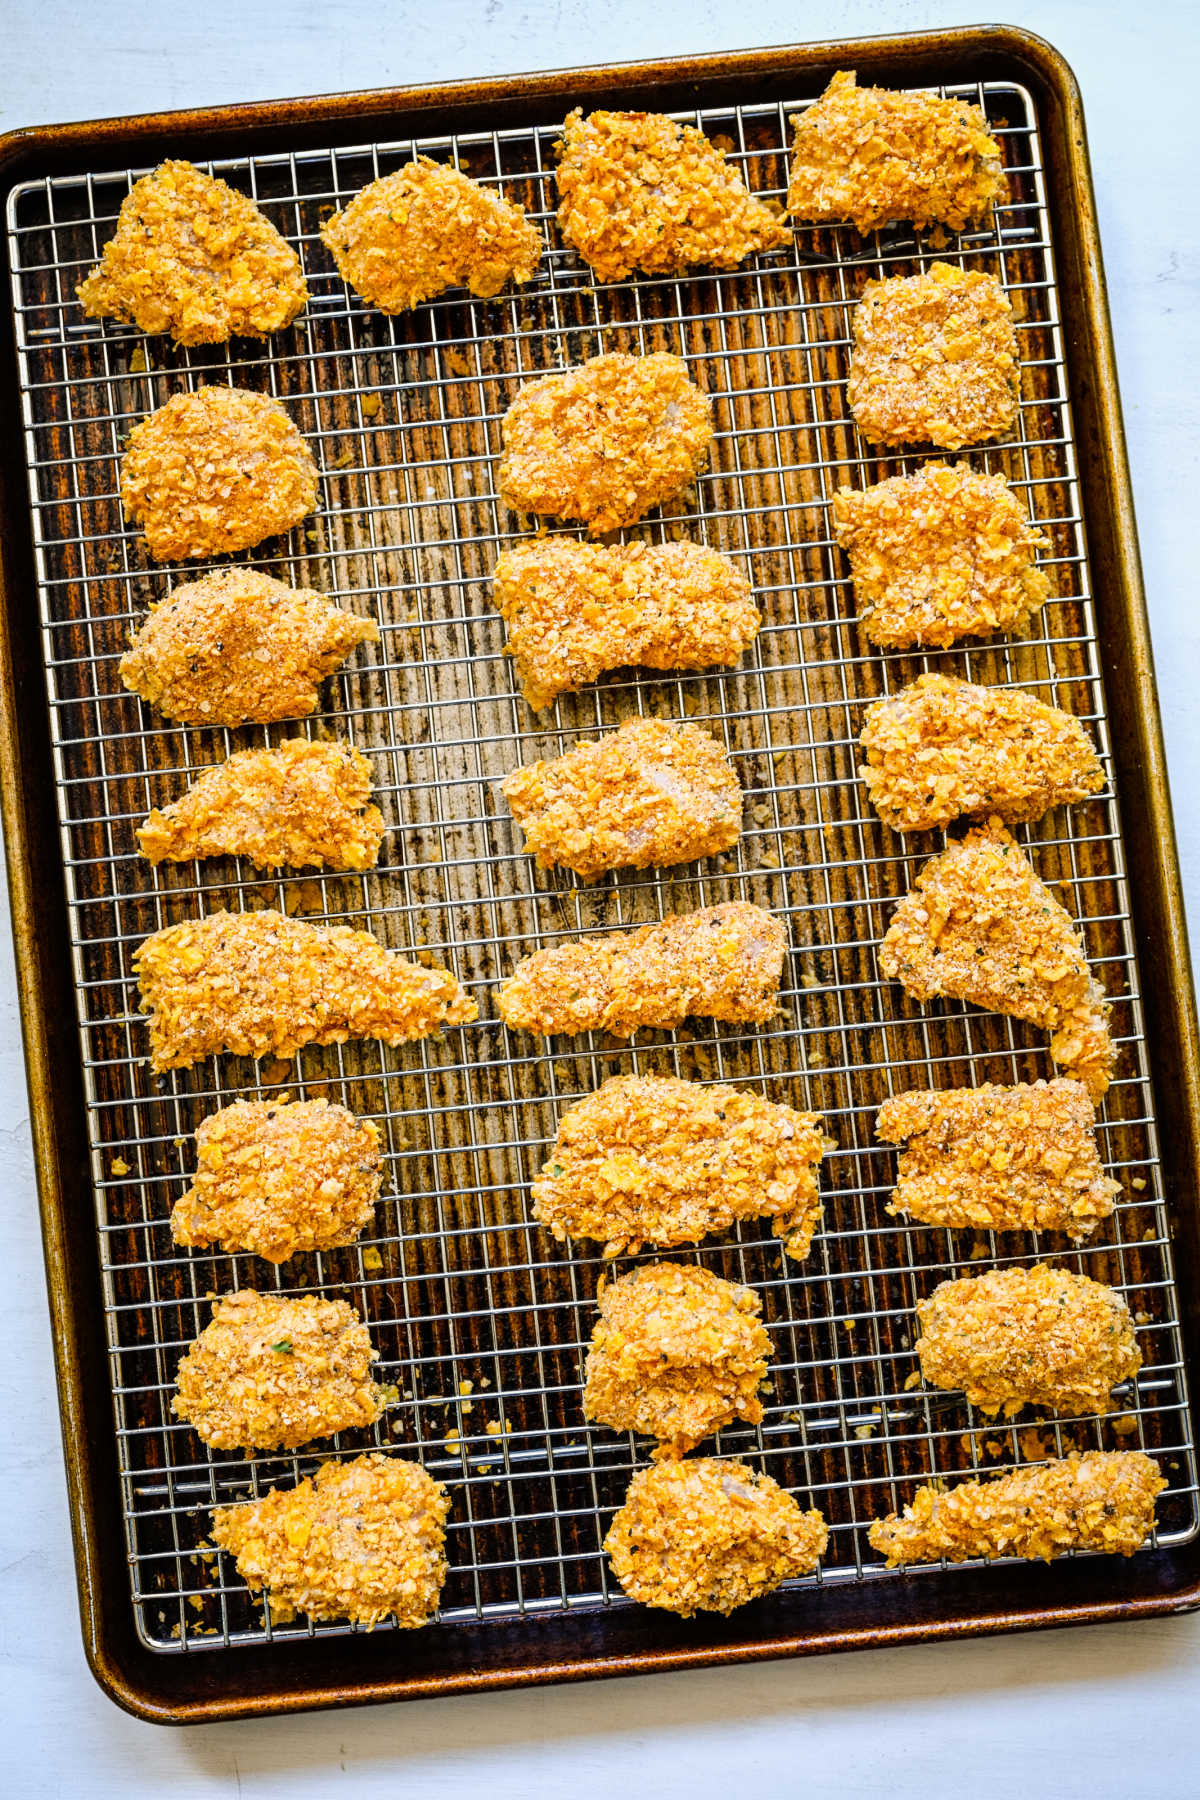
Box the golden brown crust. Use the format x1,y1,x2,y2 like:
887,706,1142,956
915,1263,1140,1417
604,1458,827,1615
171,1097,382,1263
173,1290,383,1451
555,109,788,282
859,673,1104,832
120,386,318,562
501,716,742,882
118,569,379,726
492,537,759,710
533,1073,831,1261
212,1453,448,1627
77,160,307,345
137,738,385,871
868,1452,1164,1566
134,907,476,1071
496,901,787,1037
321,157,541,312
847,263,1020,449
497,353,713,534
787,71,1006,234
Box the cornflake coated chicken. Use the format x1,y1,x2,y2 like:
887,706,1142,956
497,352,713,535
492,537,759,711
77,160,307,345
211,1453,448,1629
534,1073,831,1261
868,1451,1165,1567
833,462,1051,650
497,900,787,1037
502,716,742,882
171,1097,383,1264
847,263,1020,450
859,673,1104,833
119,569,379,726
915,1262,1141,1417
878,823,1115,1102
135,908,476,1071
583,1262,771,1458
173,1290,383,1451
137,738,385,872
321,157,541,313
555,109,788,283
604,1457,827,1615
876,1078,1119,1238
787,71,1006,235
120,386,318,562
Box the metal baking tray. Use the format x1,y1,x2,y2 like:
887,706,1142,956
2,26,1199,1723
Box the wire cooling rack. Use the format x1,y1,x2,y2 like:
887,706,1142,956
5,76,1197,1655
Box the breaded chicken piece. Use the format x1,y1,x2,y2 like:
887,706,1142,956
605,1458,827,1615
869,1451,1165,1567
833,462,1052,650
173,1290,383,1451
502,716,742,882
847,263,1020,449
497,352,713,534
787,71,1006,235
77,160,307,345
121,386,318,562
583,1262,771,1458
496,900,787,1037
134,907,476,1071
119,569,379,726
171,1097,382,1263
860,673,1104,833
915,1263,1140,1417
137,738,384,871
555,109,788,282
533,1073,831,1261
211,1453,448,1628
492,537,759,710
876,1079,1119,1238
878,823,1116,1101
321,157,541,313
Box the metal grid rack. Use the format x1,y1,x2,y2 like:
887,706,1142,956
6,76,1197,1655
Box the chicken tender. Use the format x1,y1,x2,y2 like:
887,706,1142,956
876,1079,1119,1238
211,1452,448,1628
173,1290,383,1451
496,900,787,1037
77,159,307,345
533,1073,831,1261
121,386,318,562
604,1457,827,1615
134,907,476,1071
502,716,742,882
833,462,1051,650
171,1097,382,1264
915,1263,1141,1417
583,1262,771,1458
869,1451,1164,1567
555,109,788,282
137,738,385,871
860,673,1104,833
119,568,378,726
878,823,1115,1101
321,157,541,313
787,71,1006,235
847,263,1020,449
497,352,713,534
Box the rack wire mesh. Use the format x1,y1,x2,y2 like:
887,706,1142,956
5,75,1197,1655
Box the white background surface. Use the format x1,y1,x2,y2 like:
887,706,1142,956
1,1,1198,1794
